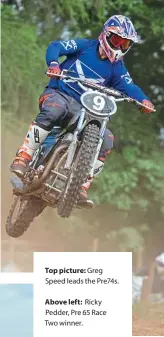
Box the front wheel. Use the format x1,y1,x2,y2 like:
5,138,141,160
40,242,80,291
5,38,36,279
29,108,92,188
57,123,99,217
6,196,46,238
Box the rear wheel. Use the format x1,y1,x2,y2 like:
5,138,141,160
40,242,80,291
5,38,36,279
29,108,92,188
57,123,99,217
6,196,46,238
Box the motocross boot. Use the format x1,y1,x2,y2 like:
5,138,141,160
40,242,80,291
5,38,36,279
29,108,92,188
10,152,32,178
10,122,49,177
77,159,104,209
77,179,94,209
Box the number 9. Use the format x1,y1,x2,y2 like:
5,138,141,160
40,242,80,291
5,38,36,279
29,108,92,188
93,95,105,111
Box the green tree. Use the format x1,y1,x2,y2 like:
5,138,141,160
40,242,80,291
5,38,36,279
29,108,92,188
1,5,47,120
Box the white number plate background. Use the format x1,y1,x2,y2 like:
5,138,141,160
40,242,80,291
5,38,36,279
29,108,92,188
80,92,114,115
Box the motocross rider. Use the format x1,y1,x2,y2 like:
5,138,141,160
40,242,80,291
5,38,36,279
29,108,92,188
10,15,154,208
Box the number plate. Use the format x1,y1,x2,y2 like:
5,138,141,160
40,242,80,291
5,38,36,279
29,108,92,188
80,91,116,117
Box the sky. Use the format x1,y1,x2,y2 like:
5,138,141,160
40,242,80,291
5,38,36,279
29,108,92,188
0,284,33,337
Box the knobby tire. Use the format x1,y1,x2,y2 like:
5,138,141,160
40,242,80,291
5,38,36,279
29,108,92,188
57,123,99,217
6,196,46,238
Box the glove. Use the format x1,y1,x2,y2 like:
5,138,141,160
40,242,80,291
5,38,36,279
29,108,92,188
47,61,61,78
140,99,155,114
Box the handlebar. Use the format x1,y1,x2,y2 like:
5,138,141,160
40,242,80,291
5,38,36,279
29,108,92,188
46,69,156,112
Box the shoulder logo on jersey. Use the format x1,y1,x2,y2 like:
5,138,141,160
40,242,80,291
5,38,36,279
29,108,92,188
60,40,77,51
121,71,132,84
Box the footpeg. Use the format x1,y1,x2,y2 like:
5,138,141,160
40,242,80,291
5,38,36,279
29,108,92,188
10,176,24,193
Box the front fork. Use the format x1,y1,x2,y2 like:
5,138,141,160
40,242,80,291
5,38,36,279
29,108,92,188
64,108,86,169
89,118,108,177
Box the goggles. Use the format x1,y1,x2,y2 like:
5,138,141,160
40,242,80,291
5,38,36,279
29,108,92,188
107,33,133,53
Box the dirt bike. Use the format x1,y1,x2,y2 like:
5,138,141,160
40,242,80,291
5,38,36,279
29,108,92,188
5,70,156,238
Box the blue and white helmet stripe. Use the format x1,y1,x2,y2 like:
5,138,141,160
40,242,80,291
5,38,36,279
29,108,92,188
104,15,138,42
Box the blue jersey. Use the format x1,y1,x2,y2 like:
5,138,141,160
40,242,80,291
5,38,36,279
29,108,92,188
46,39,149,103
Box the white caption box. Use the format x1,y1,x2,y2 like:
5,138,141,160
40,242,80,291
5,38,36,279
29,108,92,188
34,252,132,337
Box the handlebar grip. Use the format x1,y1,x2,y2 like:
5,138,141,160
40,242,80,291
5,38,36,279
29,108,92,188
46,71,61,77
135,101,156,112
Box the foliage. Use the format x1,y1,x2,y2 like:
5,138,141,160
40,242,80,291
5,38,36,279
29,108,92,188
1,5,46,120
106,226,145,251
90,109,164,212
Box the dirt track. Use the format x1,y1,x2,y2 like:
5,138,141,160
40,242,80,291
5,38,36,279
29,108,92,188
133,304,164,335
